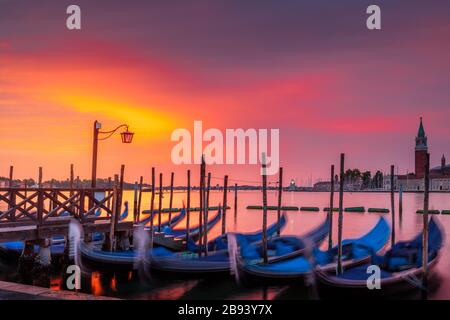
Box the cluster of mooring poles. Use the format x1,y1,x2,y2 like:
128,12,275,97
255,151,432,300
259,152,284,264
128,156,240,255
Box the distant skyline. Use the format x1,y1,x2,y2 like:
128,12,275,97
1,0,450,186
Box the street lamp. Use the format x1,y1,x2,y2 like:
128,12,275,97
91,120,134,188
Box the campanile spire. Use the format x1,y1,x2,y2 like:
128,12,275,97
415,117,428,178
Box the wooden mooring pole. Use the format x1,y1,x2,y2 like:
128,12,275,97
37,167,43,225
49,179,55,212
8,166,15,220
149,167,155,248
198,156,205,257
421,153,430,300
108,174,119,252
69,164,74,212
328,164,335,251
38,167,43,188
133,182,139,223
234,183,238,226
107,177,112,210
118,165,125,214
168,172,174,227
70,164,74,191
114,165,125,232
337,153,345,275
23,179,27,211
8,166,14,212
8,165,14,188
221,175,228,235
137,176,143,223
186,169,191,250
399,184,403,226
390,165,396,246
204,172,211,256
277,167,283,236
262,153,268,264
158,173,163,232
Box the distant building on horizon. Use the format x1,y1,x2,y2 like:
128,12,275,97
396,118,450,191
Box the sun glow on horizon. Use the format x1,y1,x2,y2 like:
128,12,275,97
54,94,179,141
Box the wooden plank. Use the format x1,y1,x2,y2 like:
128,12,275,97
0,220,133,243
0,226,37,242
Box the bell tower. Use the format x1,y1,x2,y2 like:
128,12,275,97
415,117,428,178
442,154,446,174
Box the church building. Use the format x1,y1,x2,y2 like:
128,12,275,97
397,118,450,191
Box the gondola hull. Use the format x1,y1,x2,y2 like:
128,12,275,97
235,217,390,286
315,256,440,299
315,217,444,299
80,212,286,273
149,250,231,275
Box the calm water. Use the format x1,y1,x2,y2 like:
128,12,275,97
1,190,450,299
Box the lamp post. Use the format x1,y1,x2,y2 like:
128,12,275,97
91,120,134,188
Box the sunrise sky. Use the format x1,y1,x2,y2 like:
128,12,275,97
1,0,450,185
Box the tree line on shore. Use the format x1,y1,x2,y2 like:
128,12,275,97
342,168,384,189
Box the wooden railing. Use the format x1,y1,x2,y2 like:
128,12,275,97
0,188,116,227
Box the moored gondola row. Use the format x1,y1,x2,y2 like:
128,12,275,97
0,152,444,299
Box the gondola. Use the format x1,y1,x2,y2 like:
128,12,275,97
140,207,187,230
186,214,287,253
158,208,222,241
148,214,288,274
80,212,286,273
315,217,444,298
236,218,390,284
234,219,330,283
